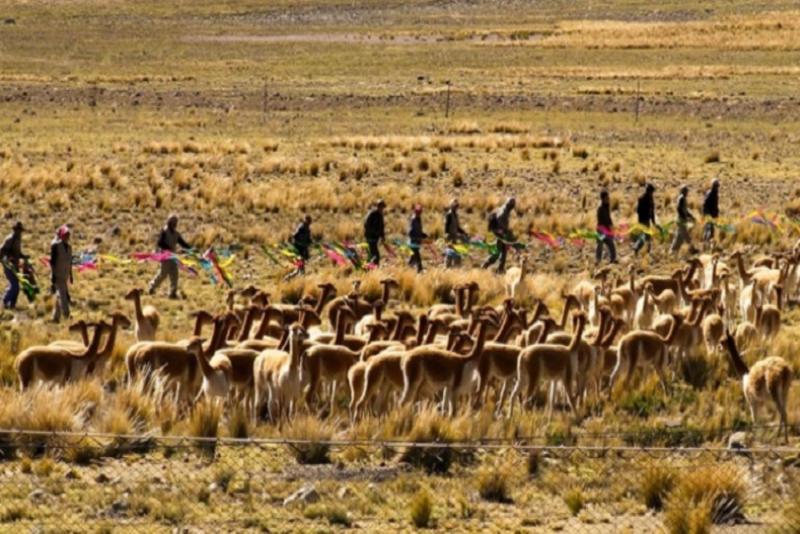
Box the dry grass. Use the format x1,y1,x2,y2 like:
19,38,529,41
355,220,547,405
0,0,799,530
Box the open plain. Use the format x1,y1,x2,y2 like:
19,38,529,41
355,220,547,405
2,1,800,531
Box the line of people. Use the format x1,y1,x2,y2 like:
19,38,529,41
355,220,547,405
0,214,193,322
595,178,721,264
0,179,724,319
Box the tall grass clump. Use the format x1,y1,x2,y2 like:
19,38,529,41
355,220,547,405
475,464,513,503
664,466,747,531
284,415,334,464
641,465,676,511
189,400,221,457
409,489,434,528
399,410,459,474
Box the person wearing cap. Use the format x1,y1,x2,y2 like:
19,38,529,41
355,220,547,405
408,205,428,273
670,185,697,255
364,200,386,266
702,178,721,248
596,190,617,264
50,225,73,322
482,197,516,273
444,198,468,268
633,183,658,256
285,215,313,280
149,214,191,299
0,221,28,309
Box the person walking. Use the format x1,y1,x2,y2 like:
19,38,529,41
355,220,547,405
444,198,468,268
50,225,73,322
285,215,312,280
596,190,617,264
670,185,698,255
482,197,516,274
633,183,658,256
148,214,191,299
702,178,720,249
0,221,28,309
408,205,427,273
364,200,386,267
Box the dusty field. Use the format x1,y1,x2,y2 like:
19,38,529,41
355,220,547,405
2,0,800,531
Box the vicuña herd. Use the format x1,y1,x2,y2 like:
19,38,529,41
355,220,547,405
12,247,800,442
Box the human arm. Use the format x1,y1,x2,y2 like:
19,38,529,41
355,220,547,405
177,233,191,250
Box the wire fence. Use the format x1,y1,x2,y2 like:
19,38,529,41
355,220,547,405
0,430,798,532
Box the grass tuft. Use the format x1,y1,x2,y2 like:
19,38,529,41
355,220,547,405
409,489,434,528
284,415,333,465
476,464,513,503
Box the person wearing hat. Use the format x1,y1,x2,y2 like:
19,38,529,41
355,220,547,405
0,221,28,309
285,214,313,280
633,183,659,256
444,198,468,268
50,225,73,322
408,204,428,273
482,197,516,274
149,214,191,299
364,200,386,266
670,185,697,255
702,178,721,248
596,190,617,264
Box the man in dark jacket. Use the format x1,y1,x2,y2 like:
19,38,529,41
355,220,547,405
444,198,468,268
482,197,516,274
364,200,386,266
408,205,428,273
0,221,27,309
596,190,617,264
702,178,720,248
633,183,658,256
50,225,73,322
670,185,697,255
285,215,313,280
149,214,191,298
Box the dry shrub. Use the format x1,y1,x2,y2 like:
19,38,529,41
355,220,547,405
572,146,589,159
476,464,514,503
400,410,459,474
641,465,676,510
704,151,721,164
227,405,250,439
664,465,747,529
409,489,434,528
189,400,221,457
284,415,334,464
304,504,352,527
563,486,585,516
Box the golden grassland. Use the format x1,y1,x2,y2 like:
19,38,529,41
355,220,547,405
2,0,800,531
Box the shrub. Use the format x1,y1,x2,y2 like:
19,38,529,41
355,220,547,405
304,504,352,527
664,466,747,529
284,415,333,465
680,354,712,390
213,466,235,493
563,487,585,516
400,412,460,474
641,466,676,511
526,450,540,477
664,494,713,534
622,424,705,448
619,388,666,418
476,466,513,503
189,401,221,457
0,504,29,522
704,151,721,164
572,147,589,159
409,489,433,528
227,406,250,439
